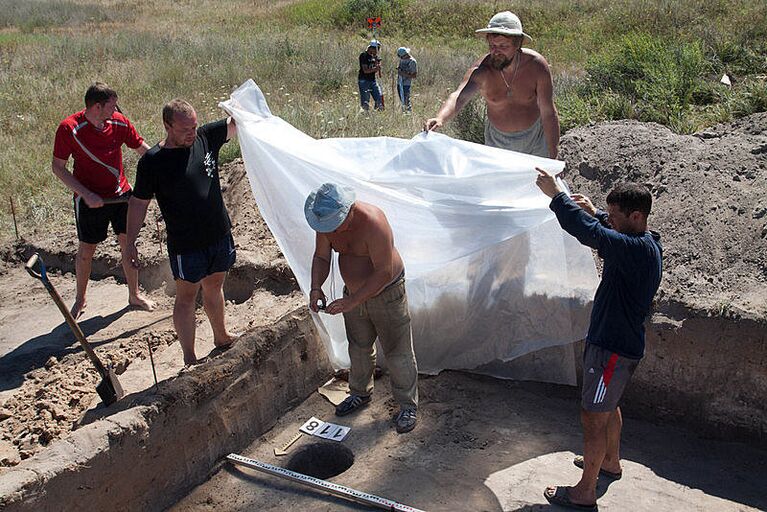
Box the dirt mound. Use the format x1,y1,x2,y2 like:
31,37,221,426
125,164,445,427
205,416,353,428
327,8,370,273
560,112,767,318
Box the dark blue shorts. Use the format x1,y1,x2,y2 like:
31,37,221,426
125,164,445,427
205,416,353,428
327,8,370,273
168,233,236,283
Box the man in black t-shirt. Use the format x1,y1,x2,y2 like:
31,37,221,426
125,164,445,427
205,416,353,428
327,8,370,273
126,99,238,365
358,40,383,111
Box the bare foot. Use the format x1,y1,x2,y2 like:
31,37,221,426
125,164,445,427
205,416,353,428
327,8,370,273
183,356,203,367
129,294,156,312
214,332,240,349
70,299,87,320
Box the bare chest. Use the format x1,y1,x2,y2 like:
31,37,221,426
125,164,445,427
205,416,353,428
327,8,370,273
328,233,367,256
482,64,538,106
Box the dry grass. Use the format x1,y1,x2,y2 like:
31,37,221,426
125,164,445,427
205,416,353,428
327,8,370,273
0,0,764,239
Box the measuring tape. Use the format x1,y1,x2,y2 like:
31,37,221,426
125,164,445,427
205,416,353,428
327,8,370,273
274,432,303,456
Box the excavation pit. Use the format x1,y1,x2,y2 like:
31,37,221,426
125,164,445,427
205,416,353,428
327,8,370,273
284,441,355,479
3,110,767,511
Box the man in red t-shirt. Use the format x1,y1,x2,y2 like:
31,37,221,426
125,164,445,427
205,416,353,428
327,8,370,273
52,82,155,318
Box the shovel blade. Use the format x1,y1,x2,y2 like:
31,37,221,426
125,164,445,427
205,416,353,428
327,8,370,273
95,369,125,406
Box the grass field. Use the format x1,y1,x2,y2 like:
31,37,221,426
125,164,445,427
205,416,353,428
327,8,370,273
0,0,765,239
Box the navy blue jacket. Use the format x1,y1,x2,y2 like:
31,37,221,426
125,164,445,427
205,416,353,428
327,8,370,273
550,192,662,359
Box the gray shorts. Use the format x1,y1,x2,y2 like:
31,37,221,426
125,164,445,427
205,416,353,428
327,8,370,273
484,117,549,158
581,343,639,412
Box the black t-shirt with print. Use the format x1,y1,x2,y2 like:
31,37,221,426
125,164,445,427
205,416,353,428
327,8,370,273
133,119,231,254
358,52,378,80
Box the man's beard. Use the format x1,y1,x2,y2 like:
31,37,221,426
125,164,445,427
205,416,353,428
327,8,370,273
490,53,513,70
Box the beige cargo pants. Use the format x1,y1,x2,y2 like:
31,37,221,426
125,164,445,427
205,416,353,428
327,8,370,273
342,276,419,410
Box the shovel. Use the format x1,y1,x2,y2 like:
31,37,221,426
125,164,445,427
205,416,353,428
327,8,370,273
25,253,125,406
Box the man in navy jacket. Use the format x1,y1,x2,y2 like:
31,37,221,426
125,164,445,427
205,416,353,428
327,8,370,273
536,169,663,511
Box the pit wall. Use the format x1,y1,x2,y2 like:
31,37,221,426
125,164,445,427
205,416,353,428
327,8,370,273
0,309,332,512
2,285,763,510
574,300,767,443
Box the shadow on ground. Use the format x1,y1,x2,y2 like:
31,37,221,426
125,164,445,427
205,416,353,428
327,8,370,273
0,308,171,392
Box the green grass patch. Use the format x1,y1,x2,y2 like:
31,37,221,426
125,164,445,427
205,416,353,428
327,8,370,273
0,0,766,239
0,0,134,30
554,30,765,134
586,33,707,130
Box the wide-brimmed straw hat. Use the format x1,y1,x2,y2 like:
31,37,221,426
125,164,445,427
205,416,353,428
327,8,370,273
475,11,532,41
304,183,356,233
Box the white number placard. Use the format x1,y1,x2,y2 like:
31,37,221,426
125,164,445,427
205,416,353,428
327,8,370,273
298,417,350,442
299,417,326,435
315,423,351,441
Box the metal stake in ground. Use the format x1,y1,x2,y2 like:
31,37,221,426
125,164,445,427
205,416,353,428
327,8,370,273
367,16,385,109
147,337,159,392
9,195,19,240
25,253,125,406
227,453,426,512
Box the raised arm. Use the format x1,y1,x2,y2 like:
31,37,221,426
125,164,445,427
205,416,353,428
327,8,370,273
537,170,631,260
424,62,483,131
226,117,237,141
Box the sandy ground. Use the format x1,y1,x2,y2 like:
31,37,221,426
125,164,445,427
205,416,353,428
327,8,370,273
0,110,765,509
0,258,303,466
173,372,767,511
0,264,175,464
0,160,295,466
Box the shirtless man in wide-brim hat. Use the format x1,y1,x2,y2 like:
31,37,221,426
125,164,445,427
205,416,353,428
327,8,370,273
425,11,560,159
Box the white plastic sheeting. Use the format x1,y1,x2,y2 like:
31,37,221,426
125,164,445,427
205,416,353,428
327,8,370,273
221,80,598,384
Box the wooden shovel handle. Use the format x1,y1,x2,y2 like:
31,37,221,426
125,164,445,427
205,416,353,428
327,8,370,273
25,254,109,377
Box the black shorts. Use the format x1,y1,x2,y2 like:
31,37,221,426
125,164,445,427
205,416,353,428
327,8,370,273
581,343,639,412
74,196,128,244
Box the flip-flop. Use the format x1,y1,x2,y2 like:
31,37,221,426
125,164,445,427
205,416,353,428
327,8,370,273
543,486,598,511
573,455,623,480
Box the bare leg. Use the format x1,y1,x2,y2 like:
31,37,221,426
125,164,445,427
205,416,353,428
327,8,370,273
72,241,97,318
174,279,201,365
118,234,155,311
200,271,235,347
602,407,623,474
550,408,611,506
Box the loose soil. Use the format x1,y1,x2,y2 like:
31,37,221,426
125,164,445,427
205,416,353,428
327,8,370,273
560,113,767,318
1,111,766,501
0,161,298,466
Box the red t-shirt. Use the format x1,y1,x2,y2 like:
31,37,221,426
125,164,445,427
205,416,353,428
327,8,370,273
53,110,144,198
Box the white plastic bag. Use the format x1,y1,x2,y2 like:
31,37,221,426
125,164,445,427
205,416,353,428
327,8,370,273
221,80,598,383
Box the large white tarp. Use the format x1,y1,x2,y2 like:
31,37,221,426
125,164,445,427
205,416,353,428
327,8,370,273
221,80,598,384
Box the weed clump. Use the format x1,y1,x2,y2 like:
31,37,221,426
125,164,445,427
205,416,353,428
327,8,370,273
586,33,706,130
555,32,766,134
